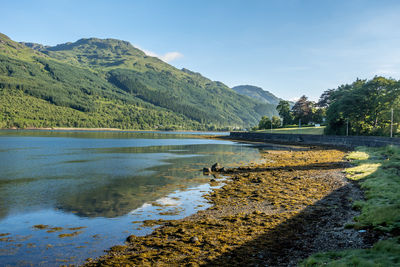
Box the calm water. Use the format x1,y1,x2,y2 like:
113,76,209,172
0,130,264,266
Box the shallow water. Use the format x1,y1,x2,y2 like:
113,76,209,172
0,130,263,266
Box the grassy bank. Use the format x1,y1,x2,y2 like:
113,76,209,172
256,126,325,135
302,145,400,266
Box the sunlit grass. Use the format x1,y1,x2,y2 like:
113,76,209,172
346,163,381,180
257,126,325,135
346,151,370,161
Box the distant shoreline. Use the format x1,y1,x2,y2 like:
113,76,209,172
0,127,232,136
0,127,228,133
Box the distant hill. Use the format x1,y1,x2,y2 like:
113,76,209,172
0,33,278,130
232,85,283,106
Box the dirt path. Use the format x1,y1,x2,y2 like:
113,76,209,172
85,145,375,266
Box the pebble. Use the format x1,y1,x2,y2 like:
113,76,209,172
190,236,199,243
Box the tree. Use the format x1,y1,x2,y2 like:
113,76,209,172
271,115,281,128
323,76,400,135
312,107,325,124
258,116,271,130
291,95,314,124
276,100,292,126
317,88,335,108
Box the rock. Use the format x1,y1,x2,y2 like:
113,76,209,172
126,235,136,243
211,163,221,172
190,236,199,243
220,167,227,172
203,167,211,173
177,228,186,234
213,164,223,172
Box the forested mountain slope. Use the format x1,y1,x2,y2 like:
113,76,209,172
232,85,283,106
0,33,277,129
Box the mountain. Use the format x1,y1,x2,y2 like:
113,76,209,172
232,85,283,106
0,33,278,130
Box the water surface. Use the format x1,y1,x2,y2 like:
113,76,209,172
0,130,263,266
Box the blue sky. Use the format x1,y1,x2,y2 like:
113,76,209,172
2,0,400,100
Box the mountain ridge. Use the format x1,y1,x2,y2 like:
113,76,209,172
0,34,278,130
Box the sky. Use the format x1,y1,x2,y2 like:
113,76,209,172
2,0,400,101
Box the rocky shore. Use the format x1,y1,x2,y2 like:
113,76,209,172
85,144,376,266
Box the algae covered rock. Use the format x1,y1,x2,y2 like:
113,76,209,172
203,167,212,174
211,163,222,172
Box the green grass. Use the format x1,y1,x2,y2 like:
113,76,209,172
301,237,400,267
257,126,325,135
301,145,400,266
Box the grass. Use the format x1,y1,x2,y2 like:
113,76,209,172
302,237,400,267
257,126,325,135
301,145,400,266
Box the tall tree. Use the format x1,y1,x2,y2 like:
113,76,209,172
317,88,335,108
271,115,281,128
291,95,314,124
258,116,271,130
276,100,292,126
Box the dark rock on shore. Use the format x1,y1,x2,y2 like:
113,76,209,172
203,167,212,173
211,163,222,172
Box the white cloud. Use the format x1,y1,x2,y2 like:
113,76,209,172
141,48,158,58
373,68,400,77
160,52,183,62
138,46,183,63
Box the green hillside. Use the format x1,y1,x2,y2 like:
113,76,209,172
232,85,281,105
0,33,278,130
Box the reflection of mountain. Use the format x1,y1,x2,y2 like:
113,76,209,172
57,143,261,218
0,141,261,219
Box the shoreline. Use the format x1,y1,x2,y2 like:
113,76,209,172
85,143,376,266
0,127,230,133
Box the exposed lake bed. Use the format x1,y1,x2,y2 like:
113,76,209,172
86,144,375,267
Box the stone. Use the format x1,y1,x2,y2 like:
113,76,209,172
211,163,221,172
126,235,136,243
190,236,199,243
203,167,211,173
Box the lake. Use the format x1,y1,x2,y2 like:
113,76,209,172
0,130,264,266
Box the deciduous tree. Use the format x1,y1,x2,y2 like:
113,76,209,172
276,100,292,126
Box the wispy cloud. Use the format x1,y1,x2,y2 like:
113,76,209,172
373,65,400,77
138,46,183,63
160,52,183,62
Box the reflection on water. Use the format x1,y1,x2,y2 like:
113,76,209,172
0,130,262,266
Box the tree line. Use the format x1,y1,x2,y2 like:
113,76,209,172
257,95,324,130
257,76,400,136
320,76,400,136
